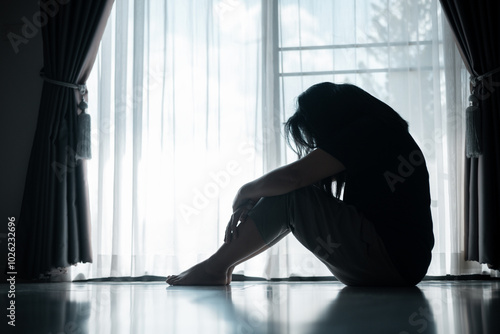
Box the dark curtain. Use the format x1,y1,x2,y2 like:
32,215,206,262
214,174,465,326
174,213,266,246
16,0,114,279
439,1,500,268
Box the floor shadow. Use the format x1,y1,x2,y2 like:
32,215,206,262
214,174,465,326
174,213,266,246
1,285,91,334
307,285,437,334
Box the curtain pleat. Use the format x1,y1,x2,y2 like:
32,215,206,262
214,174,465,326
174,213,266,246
439,0,500,269
16,0,114,279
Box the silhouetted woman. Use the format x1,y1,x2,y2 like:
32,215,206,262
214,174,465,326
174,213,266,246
167,82,434,287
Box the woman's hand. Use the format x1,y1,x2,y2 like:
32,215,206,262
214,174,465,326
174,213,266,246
224,185,260,243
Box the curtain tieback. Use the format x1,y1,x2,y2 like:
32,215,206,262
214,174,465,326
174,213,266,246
466,66,500,158
40,72,92,160
40,72,87,96
470,66,500,87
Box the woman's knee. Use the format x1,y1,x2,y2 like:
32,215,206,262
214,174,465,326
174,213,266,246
247,194,291,244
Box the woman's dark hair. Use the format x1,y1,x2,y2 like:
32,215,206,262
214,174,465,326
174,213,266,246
284,82,409,198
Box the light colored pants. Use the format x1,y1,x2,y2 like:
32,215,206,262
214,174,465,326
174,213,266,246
248,185,407,286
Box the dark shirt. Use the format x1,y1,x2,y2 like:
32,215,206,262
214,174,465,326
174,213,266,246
318,116,435,285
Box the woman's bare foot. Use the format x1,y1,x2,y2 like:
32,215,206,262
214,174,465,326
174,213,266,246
166,260,228,286
166,217,273,286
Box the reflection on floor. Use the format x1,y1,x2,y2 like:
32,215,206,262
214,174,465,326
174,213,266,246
1,279,499,333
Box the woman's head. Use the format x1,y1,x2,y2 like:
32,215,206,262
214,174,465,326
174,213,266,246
285,82,408,158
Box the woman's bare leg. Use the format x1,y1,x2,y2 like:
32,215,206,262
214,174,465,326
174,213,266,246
225,231,289,283
166,217,271,285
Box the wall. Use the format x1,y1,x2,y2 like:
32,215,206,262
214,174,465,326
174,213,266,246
0,0,44,278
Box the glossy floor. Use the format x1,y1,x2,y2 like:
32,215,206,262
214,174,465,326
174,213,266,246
1,280,499,333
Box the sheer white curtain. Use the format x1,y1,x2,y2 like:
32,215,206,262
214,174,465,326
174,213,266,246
74,0,485,280
77,0,267,279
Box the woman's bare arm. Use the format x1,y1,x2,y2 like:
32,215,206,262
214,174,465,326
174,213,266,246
234,148,345,207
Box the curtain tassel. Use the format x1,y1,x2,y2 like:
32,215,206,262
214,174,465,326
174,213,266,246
466,66,500,158
41,72,91,160
76,98,92,160
465,93,481,158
